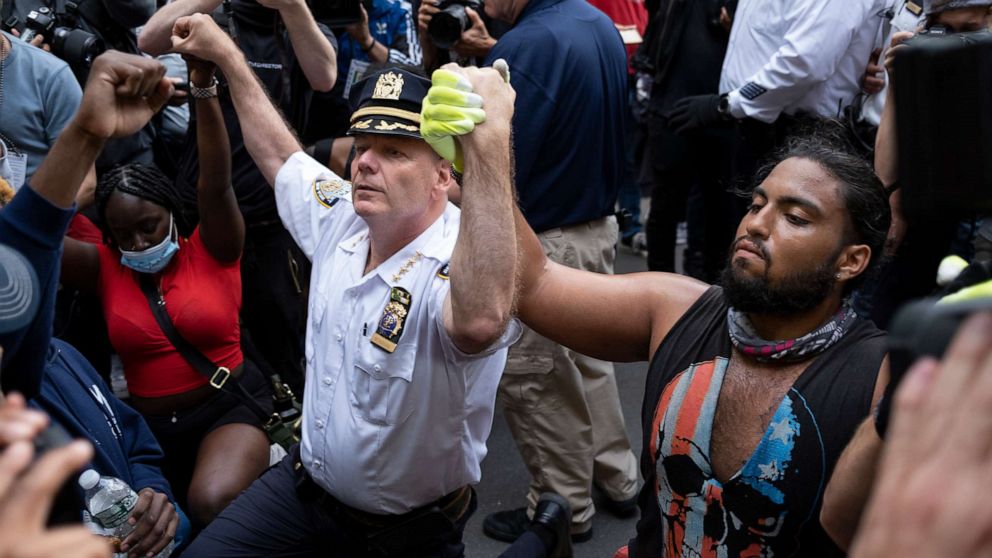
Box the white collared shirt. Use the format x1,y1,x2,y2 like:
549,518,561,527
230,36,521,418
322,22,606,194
720,0,889,122
861,0,925,126
274,152,520,514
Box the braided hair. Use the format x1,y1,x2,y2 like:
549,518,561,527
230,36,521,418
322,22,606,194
94,163,193,241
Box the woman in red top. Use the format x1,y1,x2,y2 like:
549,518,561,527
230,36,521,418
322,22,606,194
61,57,271,528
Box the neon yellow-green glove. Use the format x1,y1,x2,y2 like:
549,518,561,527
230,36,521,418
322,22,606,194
421,69,486,173
940,278,992,304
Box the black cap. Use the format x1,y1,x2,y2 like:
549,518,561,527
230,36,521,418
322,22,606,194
0,243,39,335
347,68,431,140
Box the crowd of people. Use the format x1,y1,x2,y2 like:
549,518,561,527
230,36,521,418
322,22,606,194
2,0,992,556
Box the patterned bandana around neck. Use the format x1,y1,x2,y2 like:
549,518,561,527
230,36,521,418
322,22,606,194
727,303,858,363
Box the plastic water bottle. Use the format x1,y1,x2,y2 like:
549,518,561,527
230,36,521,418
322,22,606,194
79,470,174,557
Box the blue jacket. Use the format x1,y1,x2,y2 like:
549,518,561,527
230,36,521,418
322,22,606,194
35,340,174,501
0,185,74,398
485,0,628,232
33,339,191,546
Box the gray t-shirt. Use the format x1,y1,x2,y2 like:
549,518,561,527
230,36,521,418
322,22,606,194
0,31,82,182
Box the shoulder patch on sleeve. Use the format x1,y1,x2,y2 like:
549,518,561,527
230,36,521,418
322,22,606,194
436,262,450,280
313,176,351,209
740,82,768,101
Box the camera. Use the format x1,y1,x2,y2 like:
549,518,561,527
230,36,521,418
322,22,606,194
19,7,104,73
427,0,484,49
306,0,374,28
893,30,992,224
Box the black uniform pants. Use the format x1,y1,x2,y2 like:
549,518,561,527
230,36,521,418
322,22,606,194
185,447,476,558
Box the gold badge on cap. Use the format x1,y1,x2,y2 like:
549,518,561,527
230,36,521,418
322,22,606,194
371,287,412,353
372,71,404,101
312,176,352,208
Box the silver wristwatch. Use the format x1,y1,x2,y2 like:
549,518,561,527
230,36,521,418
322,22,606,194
190,77,219,99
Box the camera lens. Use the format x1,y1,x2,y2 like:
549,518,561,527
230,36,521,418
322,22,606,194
52,28,105,69
428,5,469,50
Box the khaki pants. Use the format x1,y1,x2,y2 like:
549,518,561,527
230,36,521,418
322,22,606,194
499,216,639,534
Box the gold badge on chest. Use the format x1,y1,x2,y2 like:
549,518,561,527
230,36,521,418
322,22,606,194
371,287,412,353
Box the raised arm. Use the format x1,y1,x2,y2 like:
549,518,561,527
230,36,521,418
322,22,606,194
171,13,302,186
515,208,707,363
1,52,172,397
33,53,172,207
441,66,516,354
138,0,222,56
258,0,336,91
874,31,915,254
189,58,243,263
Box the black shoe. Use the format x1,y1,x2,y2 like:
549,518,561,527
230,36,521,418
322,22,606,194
533,493,573,558
483,504,592,546
483,508,531,543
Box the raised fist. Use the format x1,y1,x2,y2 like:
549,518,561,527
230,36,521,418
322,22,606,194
73,51,173,140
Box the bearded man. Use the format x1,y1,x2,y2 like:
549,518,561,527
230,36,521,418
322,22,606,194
513,134,891,557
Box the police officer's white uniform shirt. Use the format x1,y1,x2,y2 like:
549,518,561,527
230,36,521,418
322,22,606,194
275,151,520,515
861,0,926,125
720,0,889,123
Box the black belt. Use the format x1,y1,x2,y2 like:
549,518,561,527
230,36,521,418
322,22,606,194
292,453,473,531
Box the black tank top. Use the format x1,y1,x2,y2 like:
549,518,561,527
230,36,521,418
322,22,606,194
629,287,886,558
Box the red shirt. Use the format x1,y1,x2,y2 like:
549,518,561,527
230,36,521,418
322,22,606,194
97,228,243,398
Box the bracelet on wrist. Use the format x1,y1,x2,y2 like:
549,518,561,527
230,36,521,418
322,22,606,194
361,36,376,52
190,77,220,100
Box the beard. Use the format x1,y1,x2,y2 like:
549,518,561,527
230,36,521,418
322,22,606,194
721,239,839,316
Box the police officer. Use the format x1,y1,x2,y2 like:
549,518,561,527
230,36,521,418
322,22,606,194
667,0,888,190
169,13,520,557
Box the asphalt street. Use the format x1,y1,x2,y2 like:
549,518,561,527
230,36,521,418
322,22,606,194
462,246,652,558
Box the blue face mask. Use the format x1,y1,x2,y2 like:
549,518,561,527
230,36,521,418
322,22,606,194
119,214,179,274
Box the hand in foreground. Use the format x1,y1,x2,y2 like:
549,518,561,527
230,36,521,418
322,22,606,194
0,437,108,558
850,312,992,558
170,13,238,69
666,93,726,135
0,393,48,448
120,488,177,558
72,51,173,140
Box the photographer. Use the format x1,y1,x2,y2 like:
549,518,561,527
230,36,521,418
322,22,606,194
303,0,420,141
849,311,992,558
862,0,992,326
416,0,508,72
821,1,992,546
139,0,337,395
3,0,159,172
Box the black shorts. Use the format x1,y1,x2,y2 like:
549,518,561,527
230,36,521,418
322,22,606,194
144,360,274,507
